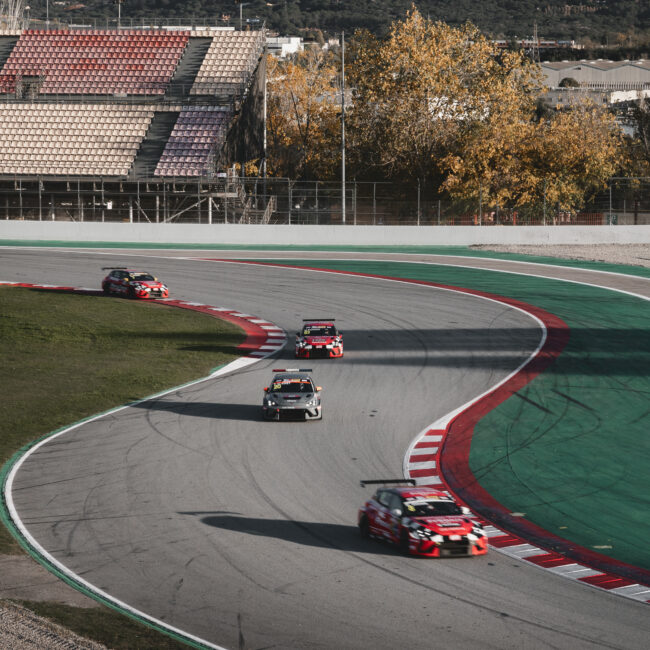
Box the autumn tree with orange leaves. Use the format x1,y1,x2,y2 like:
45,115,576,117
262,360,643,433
266,6,626,214
346,9,542,187
266,49,341,179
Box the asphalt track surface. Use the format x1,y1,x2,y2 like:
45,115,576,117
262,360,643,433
2,248,649,650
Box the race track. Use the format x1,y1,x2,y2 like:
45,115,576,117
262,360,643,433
2,247,649,650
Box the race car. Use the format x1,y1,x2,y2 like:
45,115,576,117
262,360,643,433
262,369,322,421
295,319,343,358
101,268,169,299
358,480,487,557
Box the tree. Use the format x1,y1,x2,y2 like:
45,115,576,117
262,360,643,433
532,101,624,212
346,7,542,190
266,50,342,179
444,98,624,217
627,97,650,174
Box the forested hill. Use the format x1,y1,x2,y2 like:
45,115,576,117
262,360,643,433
34,0,650,43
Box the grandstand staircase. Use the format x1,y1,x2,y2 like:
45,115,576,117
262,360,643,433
220,177,277,224
0,36,18,69
165,38,213,101
131,111,179,178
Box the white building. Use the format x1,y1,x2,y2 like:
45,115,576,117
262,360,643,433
266,36,303,58
540,59,650,90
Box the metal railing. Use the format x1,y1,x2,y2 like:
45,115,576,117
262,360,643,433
1,176,649,225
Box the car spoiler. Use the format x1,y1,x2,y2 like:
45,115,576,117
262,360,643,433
302,318,336,322
272,368,312,372
101,266,128,270
360,479,416,488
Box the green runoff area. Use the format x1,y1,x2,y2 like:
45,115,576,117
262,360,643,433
0,286,245,649
2,239,650,279
248,258,650,572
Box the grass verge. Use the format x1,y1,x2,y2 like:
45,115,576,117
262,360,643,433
1,286,246,647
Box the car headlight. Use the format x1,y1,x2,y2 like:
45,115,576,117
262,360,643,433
410,525,434,540
305,397,319,407
471,527,485,538
264,398,277,407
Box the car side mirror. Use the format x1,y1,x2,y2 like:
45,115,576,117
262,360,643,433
296,332,301,337
392,508,402,517
461,506,471,515
316,386,322,391
263,387,268,392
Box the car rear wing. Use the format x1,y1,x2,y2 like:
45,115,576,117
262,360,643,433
272,368,312,373
302,318,336,321
101,266,128,270
360,479,416,488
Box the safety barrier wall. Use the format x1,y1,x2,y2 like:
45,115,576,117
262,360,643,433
2,221,650,246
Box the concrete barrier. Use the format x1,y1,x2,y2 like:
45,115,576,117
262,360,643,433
2,221,650,246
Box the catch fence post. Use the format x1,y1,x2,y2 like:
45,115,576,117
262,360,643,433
609,181,612,225
373,182,376,225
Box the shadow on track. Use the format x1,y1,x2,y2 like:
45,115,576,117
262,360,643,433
179,512,397,556
131,399,262,421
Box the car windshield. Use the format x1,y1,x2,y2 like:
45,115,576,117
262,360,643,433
131,273,155,281
402,500,463,517
271,379,314,393
303,325,336,336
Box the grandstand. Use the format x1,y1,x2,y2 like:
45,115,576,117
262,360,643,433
0,25,270,223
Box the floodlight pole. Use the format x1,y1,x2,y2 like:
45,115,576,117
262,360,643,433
341,31,346,224
239,3,249,30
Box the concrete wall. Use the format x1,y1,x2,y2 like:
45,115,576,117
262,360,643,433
2,221,650,246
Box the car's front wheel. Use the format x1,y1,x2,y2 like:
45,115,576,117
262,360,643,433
399,530,411,555
102,283,111,295
359,515,370,539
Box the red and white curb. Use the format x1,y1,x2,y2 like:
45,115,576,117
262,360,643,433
400,282,650,604
205,258,650,604
0,283,287,366
405,417,650,604
1,281,287,650
153,298,287,367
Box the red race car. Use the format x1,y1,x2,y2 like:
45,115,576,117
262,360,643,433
295,318,343,358
101,267,169,299
358,480,487,558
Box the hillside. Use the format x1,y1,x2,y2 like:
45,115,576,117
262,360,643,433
28,0,650,43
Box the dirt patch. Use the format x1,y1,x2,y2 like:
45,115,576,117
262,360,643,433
0,555,102,649
0,555,98,607
0,600,106,649
472,243,650,268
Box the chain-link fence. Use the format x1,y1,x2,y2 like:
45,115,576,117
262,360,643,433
2,175,649,225
240,177,650,226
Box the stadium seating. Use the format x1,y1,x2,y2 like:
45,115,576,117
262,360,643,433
0,28,263,178
155,107,231,177
0,104,154,176
0,29,189,95
191,30,262,95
